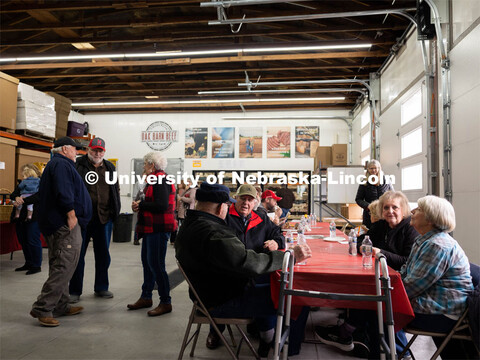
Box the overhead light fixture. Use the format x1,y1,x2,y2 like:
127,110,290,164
222,116,352,120
0,43,371,63
72,97,345,107
145,95,160,99
71,42,95,50
198,88,366,95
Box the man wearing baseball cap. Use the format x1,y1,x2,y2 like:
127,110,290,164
69,137,121,303
31,137,92,326
175,182,311,357
260,189,284,225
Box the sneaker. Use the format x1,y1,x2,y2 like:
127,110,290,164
69,294,80,303
94,290,113,298
352,329,370,359
314,325,354,352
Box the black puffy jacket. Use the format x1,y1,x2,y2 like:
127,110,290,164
357,217,418,270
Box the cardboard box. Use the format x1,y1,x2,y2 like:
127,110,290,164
46,92,72,140
15,148,50,181
0,137,18,192
0,72,19,130
341,203,363,219
332,144,348,166
314,146,332,169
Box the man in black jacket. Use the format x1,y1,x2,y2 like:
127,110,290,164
31,137,92,327
175,182,311,357
69,137,121,302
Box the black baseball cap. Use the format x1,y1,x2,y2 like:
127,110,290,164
196,183,236,204
54,136,82,149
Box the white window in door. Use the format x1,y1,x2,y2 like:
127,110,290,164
361,132,370,152
401,88,422,126
401,163,423,190
401,126,423,159
361,108,370,128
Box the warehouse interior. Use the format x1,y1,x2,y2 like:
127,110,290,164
0,1,479,359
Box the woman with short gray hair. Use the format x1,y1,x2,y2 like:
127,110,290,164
401,195,473,359
355,159,394,228
127,151,177,316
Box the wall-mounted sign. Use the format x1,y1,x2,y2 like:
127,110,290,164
192,160,202,168
141,121,178,151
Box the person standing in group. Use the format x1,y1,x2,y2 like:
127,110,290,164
355,160,394,229
30,137,92,327
127,152,177,317
179,181,197,216
69,138,121,303
11,164,43,275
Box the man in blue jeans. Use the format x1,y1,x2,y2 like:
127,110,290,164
69,138,120,303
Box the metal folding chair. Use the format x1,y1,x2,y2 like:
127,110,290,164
176,260,260,360
273,251,396,360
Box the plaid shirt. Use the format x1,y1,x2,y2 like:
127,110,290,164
400,229,473,316
136,170,177,234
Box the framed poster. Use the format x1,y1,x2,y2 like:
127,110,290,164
267,126,290,158
239,127,262,158
212,127,235,158
185,127,207,158
295,126,319,158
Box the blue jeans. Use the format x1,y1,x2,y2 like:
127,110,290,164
69,220,113,295
15,221,42,268
141,232,171,304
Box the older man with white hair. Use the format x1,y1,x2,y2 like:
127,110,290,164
30,137,92,327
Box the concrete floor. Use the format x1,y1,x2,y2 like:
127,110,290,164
0,239,437,360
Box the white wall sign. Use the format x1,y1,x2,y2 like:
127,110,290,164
141,121,178,151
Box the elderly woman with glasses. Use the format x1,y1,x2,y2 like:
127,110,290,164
401,195,473,359
357,190,418,271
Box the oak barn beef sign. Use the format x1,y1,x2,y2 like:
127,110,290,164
141,121,178,151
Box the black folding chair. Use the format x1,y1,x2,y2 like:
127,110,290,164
176,260,260,360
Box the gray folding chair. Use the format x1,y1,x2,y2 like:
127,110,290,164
176,260,260,360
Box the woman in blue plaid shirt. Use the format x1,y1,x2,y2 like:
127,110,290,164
401,195,473,359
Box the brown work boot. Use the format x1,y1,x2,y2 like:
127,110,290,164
30,310,60,327
147,303,172,317
64,306,83,316
127,298,152,310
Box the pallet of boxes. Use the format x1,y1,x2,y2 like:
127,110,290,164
16,83,56,139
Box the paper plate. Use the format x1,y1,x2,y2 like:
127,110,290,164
305,235,324,239
323,237,345,242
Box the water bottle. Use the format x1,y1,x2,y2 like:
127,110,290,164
285,230,294,249
311,213,317,227
329,220,336,238
361,235,373,268
348,229,357,256
296,230,307,265
304,214,311,232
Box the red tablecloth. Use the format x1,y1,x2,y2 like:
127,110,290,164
0,221,46,255
272,223,414,331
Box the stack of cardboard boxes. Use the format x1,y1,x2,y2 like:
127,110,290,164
314,144,348,169
46,91,72,139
